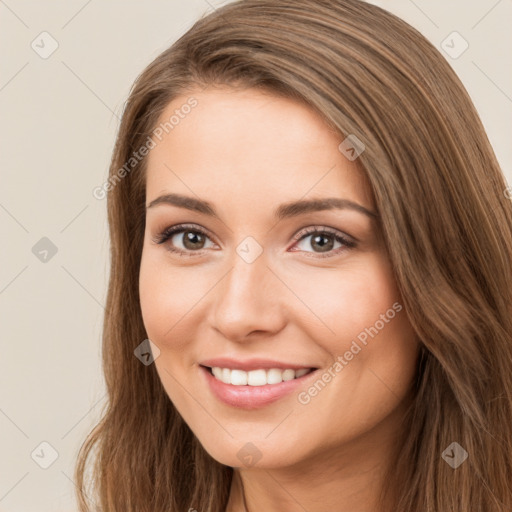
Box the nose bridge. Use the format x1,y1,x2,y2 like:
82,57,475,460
210,242,285,340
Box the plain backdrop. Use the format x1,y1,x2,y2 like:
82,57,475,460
1,1,511,510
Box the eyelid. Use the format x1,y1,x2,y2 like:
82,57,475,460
151,222,216,246
291,225,356,244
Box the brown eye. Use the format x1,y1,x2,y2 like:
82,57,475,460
291,226,356,258
152,224,215,256
181,230,206,250
309,233,335,253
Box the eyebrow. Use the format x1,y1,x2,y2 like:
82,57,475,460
146,193,378,220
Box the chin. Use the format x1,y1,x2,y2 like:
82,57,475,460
193,430,313,470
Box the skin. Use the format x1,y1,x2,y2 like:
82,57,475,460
139,86,420,512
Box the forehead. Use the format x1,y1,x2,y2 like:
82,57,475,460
145,87,374,213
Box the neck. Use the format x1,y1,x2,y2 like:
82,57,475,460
227,455,394,512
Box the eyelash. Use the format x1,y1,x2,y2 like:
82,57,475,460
151,223,357,259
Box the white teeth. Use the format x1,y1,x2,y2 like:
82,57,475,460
210,367,313,386
282,369,295,381
266,368,283,384
230,369,248,386
247,369,267,386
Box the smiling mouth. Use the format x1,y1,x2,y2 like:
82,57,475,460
201,365,316,386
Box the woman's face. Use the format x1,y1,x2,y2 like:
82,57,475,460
139,86,419,469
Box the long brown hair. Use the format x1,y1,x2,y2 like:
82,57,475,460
75,0,512,510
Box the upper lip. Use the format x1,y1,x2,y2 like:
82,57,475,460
199,357,317,372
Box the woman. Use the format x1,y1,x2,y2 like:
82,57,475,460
75,1,512,511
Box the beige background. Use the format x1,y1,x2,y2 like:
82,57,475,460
1,1,511,510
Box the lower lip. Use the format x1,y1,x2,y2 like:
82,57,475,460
199,365,317,409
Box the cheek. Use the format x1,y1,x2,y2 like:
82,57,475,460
326,257,417,377
282,254,403,346
289,262,418,447
138,252,205,412
331,264,418,424
138,250,207,352
292,255,418,403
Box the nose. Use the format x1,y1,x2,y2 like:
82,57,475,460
209,248,287,342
